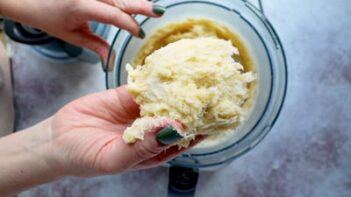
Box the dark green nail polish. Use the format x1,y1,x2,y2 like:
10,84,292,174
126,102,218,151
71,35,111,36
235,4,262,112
138,28,146,39
156,127,182,145
153,5,166,16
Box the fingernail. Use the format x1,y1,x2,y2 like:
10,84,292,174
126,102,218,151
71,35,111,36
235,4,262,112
138,28,146,39
156,127,183,145
152,5,166,16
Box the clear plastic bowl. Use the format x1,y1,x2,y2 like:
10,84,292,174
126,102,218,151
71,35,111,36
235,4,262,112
105,0,287,169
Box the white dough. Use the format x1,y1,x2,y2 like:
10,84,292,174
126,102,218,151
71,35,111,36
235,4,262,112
124,37,255,147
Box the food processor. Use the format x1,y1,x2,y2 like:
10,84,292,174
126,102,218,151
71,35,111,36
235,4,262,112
104,0,287,195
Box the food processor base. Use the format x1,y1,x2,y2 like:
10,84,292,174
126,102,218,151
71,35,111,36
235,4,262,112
168,166,199,197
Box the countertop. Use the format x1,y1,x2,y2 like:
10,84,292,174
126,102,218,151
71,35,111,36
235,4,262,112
10,0,351,196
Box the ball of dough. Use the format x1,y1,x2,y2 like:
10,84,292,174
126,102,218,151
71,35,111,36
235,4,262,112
123,37,255,147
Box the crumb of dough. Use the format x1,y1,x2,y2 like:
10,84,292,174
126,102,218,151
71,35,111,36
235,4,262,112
123,37,255,147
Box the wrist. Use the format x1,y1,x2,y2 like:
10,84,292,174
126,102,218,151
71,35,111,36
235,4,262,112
23,117,65,178
0,118,62,196
38,117,69,177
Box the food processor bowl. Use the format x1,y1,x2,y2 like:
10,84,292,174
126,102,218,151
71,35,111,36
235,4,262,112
105,0,287,169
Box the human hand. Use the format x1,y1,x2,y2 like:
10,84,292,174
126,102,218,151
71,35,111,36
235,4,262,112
0,86,203,195
45,86,203,176
0,0,165,61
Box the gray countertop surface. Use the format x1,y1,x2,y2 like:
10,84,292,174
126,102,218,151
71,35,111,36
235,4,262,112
11,0,351,196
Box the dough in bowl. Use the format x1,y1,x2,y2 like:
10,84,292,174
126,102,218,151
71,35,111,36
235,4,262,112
123,37,255,147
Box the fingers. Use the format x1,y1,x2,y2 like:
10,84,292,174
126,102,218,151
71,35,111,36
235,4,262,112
133,146,187,171
100,0,165,17
81,1,141,36
131,118,184,161
99,118,184,173
133,136,206,170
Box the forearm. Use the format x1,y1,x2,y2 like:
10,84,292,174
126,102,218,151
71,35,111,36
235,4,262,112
0,118,60,196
